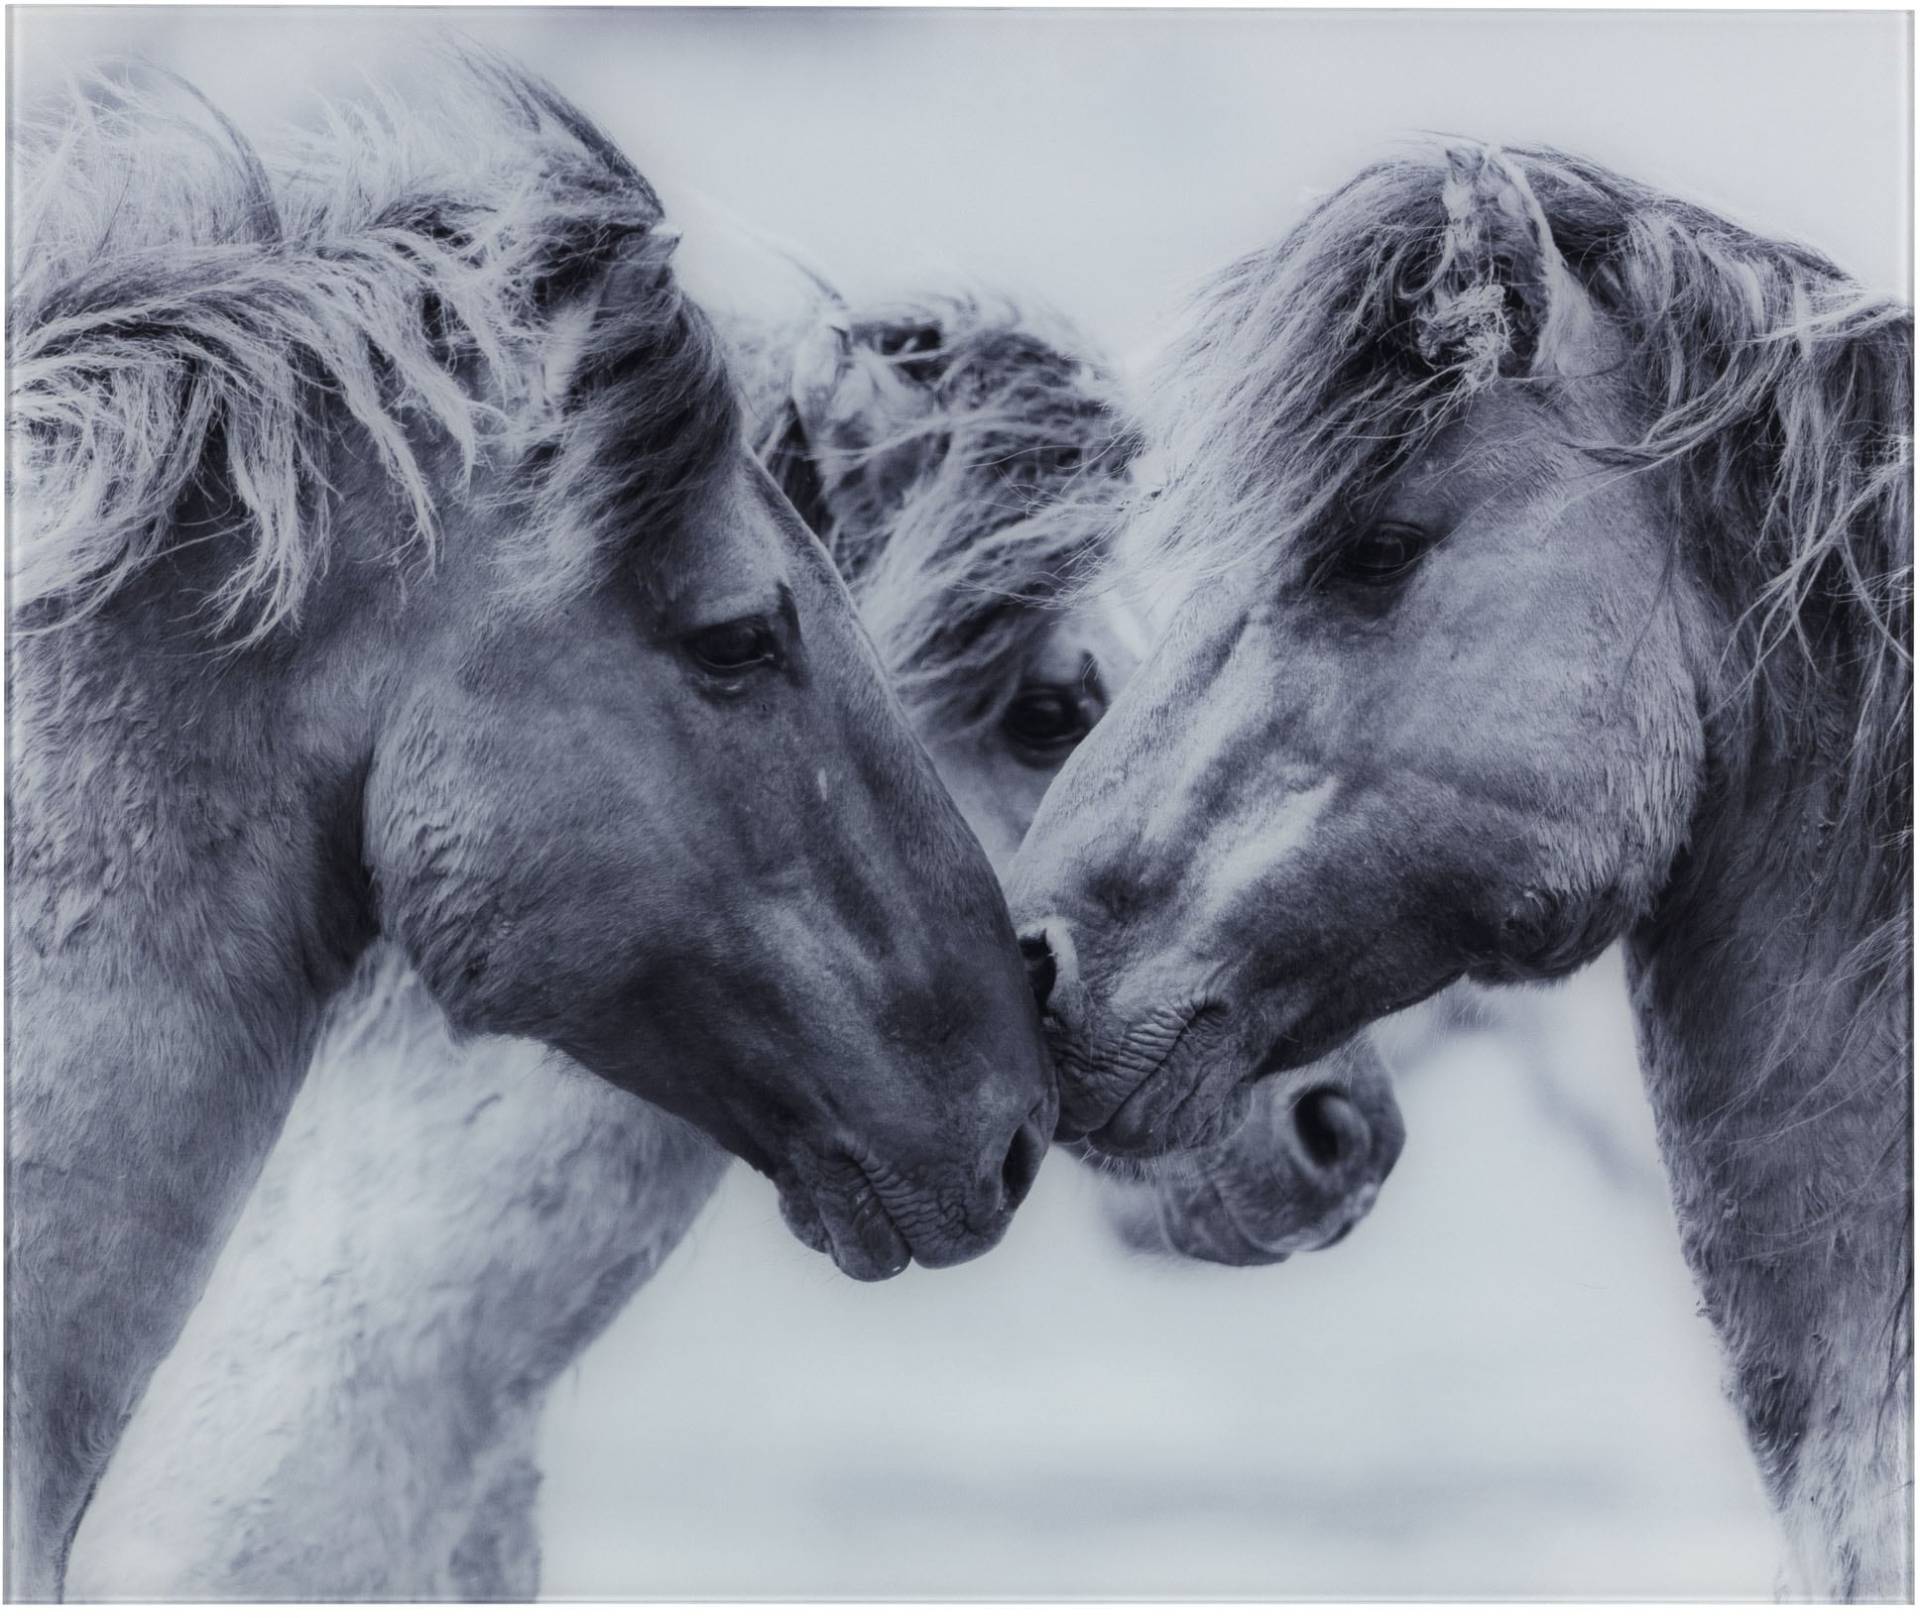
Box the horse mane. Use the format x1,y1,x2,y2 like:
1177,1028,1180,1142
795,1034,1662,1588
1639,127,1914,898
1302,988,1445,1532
751,293,1141,738
10,51,737,642
1138,140,1911,1010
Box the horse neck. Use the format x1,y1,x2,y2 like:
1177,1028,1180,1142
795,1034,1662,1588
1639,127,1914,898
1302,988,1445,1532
8,513,384,1586
11,573,380,1082
1626,689,1910,1596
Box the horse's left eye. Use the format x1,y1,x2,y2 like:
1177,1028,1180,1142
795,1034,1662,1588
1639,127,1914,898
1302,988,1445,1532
684,619,778,676
1003,685,1097,763
1333,523,1432,586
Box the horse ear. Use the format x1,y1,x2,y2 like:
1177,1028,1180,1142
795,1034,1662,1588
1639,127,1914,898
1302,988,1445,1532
536,223,679,413
1417,146,1591,382
787,313,948,444
744,318,852,537
786,317,855,438
772,310,948,541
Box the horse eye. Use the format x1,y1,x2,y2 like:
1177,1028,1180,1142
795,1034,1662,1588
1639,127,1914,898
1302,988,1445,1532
684,619,777,676
1333,522,1432,586
1002,685,1096,763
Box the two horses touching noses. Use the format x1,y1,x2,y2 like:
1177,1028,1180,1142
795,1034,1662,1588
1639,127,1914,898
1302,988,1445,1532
1013,147,1911,1598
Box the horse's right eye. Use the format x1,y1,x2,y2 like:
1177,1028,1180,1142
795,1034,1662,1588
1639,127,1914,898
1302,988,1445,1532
684,619,778,676
1002,684,1099,765
1330,522,1433,587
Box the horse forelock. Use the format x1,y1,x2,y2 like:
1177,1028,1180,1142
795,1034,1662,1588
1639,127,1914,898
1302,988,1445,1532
1125,155,1474,595
796,295,1141,739
501,249,741,612
9,48,736,642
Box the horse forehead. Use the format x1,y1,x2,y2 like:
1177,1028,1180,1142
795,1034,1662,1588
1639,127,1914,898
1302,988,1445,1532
644,455,806,606
1399,386,1595,496
719,451,831,563
1083,590,1153,673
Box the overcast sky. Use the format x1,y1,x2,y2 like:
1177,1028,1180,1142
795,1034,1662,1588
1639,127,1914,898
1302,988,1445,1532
13,6,1910,355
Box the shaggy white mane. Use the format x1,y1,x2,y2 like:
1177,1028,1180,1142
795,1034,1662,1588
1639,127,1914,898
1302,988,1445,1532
10,52,711,641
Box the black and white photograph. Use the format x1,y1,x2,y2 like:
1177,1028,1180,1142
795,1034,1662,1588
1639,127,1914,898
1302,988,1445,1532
5,2,1912,1603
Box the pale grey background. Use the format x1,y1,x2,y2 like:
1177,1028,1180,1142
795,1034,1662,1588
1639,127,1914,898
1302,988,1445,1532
10,6,1909,1597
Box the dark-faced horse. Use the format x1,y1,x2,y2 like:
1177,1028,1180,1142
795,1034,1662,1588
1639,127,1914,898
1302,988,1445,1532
1013,145,1910,1597
8,61,1053,1596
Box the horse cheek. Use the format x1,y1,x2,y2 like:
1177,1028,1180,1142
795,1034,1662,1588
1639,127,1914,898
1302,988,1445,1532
360,709,513,1035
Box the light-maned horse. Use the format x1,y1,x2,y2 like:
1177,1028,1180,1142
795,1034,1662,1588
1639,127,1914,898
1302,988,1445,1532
70,289,1402,1598
8,61,1055,1598
1012,144,1911,1598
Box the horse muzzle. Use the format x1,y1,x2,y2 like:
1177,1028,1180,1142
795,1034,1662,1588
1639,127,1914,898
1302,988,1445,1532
776,1102,1052,1281
1101,1060,1406,1266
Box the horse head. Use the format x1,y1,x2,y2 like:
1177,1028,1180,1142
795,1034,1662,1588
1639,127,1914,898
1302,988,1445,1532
11,60,1059,1284
1008,145,1720,1154
355,165,1061,1283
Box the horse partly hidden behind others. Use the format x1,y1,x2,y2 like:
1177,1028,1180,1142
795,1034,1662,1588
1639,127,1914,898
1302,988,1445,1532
68,284,1402,1599
7,57,1055,1597
1011,143,1912,1599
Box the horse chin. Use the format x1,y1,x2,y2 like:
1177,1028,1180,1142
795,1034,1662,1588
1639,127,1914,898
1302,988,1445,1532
775,1167,913,1284
1138,1161,1376,1269
1162,1177,1301,1268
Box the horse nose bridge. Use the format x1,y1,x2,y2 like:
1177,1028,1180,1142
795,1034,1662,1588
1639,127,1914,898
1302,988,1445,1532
815,791,1012,978
1011,810,1170,950
882,936,1052,1099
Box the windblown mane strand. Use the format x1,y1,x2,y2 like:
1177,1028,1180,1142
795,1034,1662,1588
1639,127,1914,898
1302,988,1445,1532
511,245,739,609
10,52,736,640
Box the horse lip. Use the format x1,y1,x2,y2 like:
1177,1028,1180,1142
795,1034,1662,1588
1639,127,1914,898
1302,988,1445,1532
825,1212,912,1283
1169,1174,1296,1267
776,1183,832,1255
819,1167,915,1282
1076,1005,1222,1153
776,1162,913,1281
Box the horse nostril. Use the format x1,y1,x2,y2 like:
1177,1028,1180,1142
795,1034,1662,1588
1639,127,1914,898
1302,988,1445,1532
1292,1086,1369,1175
1000,1113,1047,1209
1019,928,1057,1014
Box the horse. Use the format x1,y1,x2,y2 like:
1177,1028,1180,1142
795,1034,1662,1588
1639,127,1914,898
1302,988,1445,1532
67,282,1403,1598
1010,143,1911,1598
7,58,1057,1597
